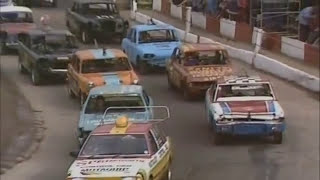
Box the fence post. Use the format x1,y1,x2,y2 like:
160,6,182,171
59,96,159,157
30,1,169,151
184,6,192,41
252,28,263,67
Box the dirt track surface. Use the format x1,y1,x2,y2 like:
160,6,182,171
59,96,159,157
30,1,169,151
1,1,319,180
0,71,35,166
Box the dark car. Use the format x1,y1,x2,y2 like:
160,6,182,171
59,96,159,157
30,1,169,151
66,0,129,44
0,6,36,54
17,29,78,85
13,0,57,7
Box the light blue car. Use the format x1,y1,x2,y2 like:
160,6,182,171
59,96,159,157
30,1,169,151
77,84,153,145
121,24,181,74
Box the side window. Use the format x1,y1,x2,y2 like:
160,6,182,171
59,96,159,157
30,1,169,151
131,30,136,43
148,132,158,154
142,90,150,105
74,57,80,72
151,126,166,148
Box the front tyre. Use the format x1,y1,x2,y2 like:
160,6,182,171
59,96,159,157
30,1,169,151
31,67,42,86
273,132,283,144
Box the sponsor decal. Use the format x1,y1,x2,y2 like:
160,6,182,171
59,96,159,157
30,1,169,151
76,159,145,167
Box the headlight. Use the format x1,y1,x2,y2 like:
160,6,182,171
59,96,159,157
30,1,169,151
133,79,139,84
87,81,95,88
143,54,155,59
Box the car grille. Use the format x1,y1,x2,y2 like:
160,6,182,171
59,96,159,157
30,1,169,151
52,60,69,69
232,118,267,122
101,21,116,32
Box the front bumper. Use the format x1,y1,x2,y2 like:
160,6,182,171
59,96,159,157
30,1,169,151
215,121,286,136
142,58,168,68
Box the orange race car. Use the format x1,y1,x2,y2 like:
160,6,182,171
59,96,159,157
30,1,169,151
67,48,139,104
166,43,233,99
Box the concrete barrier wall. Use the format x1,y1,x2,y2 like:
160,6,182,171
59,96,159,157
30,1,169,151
220,18,236,39
153,0,161,11
133,11,320,92
281,37,305,61
191,12,206,29
170,4,182,19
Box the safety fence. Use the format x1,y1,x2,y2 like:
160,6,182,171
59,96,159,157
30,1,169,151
153,0,320,66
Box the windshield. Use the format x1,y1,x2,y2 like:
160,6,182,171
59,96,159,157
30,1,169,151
217,83,273,99
81,58,131,73
82,3,118,15
0,11,33,23
80,134,149,156
183,50,228,66
32,34,77,54
85,95,145,114
139,29,178,43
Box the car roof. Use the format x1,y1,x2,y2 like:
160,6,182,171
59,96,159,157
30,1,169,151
91,122,153,135
73,0,114,4
89,85,143,95
75,48,127,61
133,24,176,31
0,6,32,13
181,43,226,53
217,75,270,85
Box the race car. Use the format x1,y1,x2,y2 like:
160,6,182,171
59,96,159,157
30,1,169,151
122,23,181,74
0,6,36,54
18,29,78,85
77,85,154,146
66,48,139,104
166,43,232,99
205,75,286,144
67,115,172,180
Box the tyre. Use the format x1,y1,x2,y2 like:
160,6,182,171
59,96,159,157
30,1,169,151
18,59,27,74
162,168,172,180
80,29,91,44
67,83,76,99
273,132,283,144
137,59,148,75
167,72,174,89
31,67,42,86
80,93,87,105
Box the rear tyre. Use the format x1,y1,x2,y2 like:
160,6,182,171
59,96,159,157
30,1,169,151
273,132,283,144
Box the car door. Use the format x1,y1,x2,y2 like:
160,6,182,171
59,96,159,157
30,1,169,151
127,29,138,65
67,2,80,34
21,35,37,71
68,55,81,96
149,127,170,180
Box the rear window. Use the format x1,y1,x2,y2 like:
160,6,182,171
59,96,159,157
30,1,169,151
0,11,33,23
81,58,131,73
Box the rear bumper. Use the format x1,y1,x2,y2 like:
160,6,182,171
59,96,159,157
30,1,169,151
215,121,286,136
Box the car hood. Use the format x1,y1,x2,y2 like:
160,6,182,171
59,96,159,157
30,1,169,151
139,42,180,55
185,65,232,82
213,99,284,120
68,158,146,178
82,71,136,86
0,23,37,35
80,112,150,131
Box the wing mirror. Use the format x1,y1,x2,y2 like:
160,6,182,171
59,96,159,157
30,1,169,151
69,150,79,158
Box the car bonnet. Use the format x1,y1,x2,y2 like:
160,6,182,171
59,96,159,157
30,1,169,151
68,159,146,178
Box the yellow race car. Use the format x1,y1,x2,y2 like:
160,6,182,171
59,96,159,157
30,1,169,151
67,115,172,180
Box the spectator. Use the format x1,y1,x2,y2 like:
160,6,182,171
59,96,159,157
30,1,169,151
206,0,218,15
298,6,317,42
216,0,228,18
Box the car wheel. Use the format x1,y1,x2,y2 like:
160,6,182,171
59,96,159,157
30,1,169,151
18,59,27,74
167,72,174,89
81,30,91,44
137,59,148,75
67,83,76,99
273,132,283,144
163,168,172,180
31,67,42,86
80,93,87,105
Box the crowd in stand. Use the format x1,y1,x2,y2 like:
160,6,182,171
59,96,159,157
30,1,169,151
188,0,319,46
